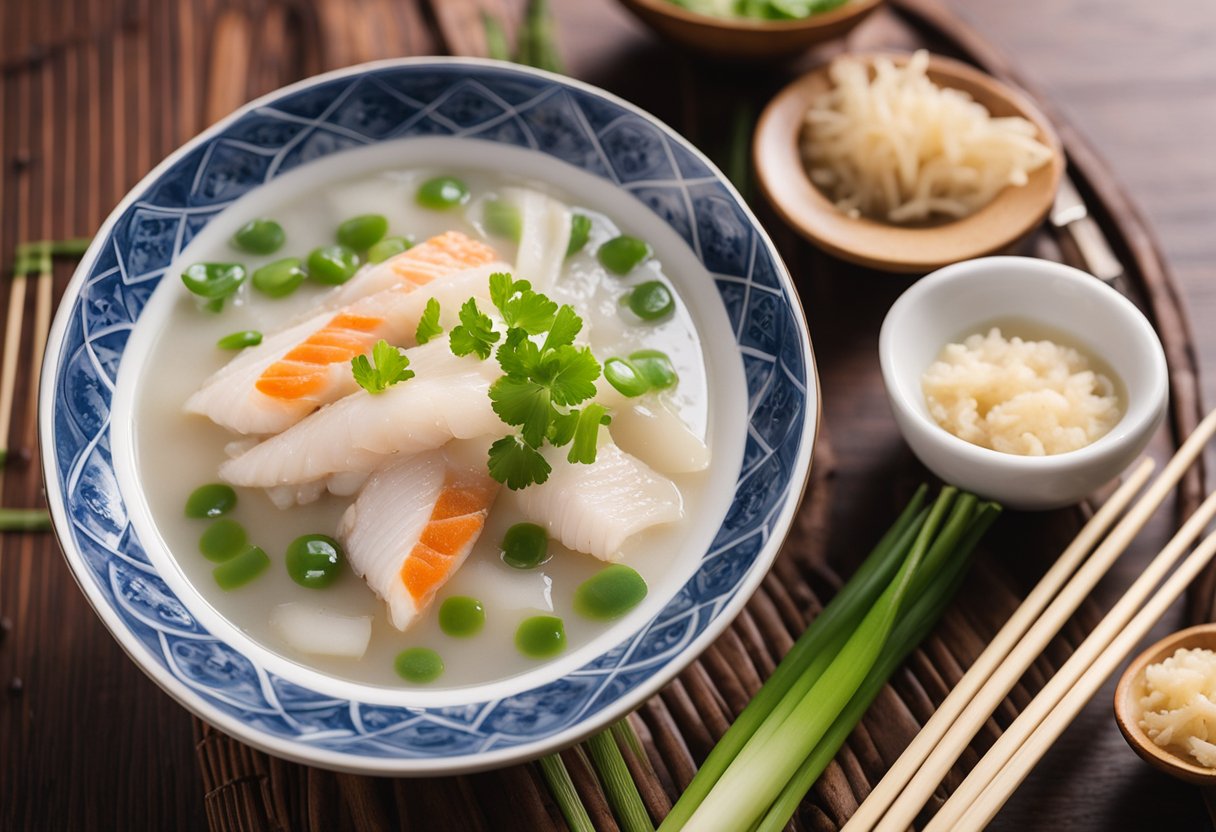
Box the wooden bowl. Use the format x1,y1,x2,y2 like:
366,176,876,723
753,51,1065,273
1114,624,1216,786
614,0,883,61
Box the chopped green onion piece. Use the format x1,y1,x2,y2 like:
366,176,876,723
368,236,412,264
502,522,549,569
199,519,248,562
626,281,675,321
181,262,246,300
185,484,237,519
629,349,678,389
285,534,344,589
574,565,648,620
598,235,652,275
251,257,306,297
307,245,360,285
217,330,263,350
438,596,486,637
231,219,285,255
516,615,566,658
395,647,444,683
0,508,51,532
416,176,470,210
603,358,649,397
213,545,270,590
566,214,591,257
336,214,389,250
484,199,523,242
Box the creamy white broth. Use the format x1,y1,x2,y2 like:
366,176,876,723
133,168,711,688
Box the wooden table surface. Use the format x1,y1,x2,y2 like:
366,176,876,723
2,1,1214,830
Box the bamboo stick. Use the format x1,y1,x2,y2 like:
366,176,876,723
870,407,1216,832
842,456,1155,832
924,485,1216,831
954,528,1216,830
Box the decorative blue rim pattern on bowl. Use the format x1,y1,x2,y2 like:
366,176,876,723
41,58,817,774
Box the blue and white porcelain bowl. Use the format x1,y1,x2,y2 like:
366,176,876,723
40,59,817,774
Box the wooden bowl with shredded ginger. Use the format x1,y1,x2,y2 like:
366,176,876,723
1115,624,1216,788
754,51,1064,273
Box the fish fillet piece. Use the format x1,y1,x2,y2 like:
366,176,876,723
516,442,683,561
339,446,498,631
218,336,503,492
511,187,571,291
185,231,504,435
324,229,498,309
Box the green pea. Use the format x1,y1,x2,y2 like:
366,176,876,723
198,519,248,563
483,199,522,242
185,484,237,519
285,534,344,589
629,349,679,389
251,257,306,298
597,235,652,275
626,281,675,322
515,615,566,659
395,647,444,683
502,523,549,570
337,214,389,250
368,236,412,264
603,358,649,398
438,596,486,637
307,245,361,285
213,545,270,590
231,219,285,255
566,214,591,257
181,263,246,300
573,564,648,620
416,176,470,210
217,330,263,350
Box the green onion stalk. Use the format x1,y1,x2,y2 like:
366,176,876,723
538,754,595,832
754,502,1000,831
0,508,52,532
658,485,930,830
586,728,655,832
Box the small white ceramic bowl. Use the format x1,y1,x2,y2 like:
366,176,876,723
879,256,1167,510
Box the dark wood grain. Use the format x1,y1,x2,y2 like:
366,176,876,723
1,1,1214,830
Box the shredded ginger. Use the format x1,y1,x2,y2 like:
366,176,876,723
802,50,1054,223
1140,648,1216,768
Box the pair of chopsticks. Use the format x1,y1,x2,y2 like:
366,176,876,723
843,407,1216,832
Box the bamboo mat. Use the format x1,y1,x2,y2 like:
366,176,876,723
0,0,1207,830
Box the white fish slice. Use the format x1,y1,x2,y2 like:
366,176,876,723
516,441,683,561
184,261,506,436
511,187,571,292
338,444,498,631
217,336,503,492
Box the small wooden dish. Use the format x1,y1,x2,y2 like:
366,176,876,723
614,0,883,61
1114,624,1216,788
753,51,1065,273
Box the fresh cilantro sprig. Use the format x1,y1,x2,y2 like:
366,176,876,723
449,298,499,359
351,339,415,394
452,273,611,489
415,297,443,344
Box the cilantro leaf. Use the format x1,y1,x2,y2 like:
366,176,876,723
449,298,499,359
488,435,552,489
547,345,601,405
489,272,520,315
415,297,443,344
489,271,556,334
548,410,580,446
496,328,539,377
568,404,611,464
541,305,583,352
490,376,552,447
351,339,415,394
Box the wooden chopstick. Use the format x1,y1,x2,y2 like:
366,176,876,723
865,407,1216,832
923,485,1216,831
954,527,1216,830
841,456,1156,832
0,272,28,468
